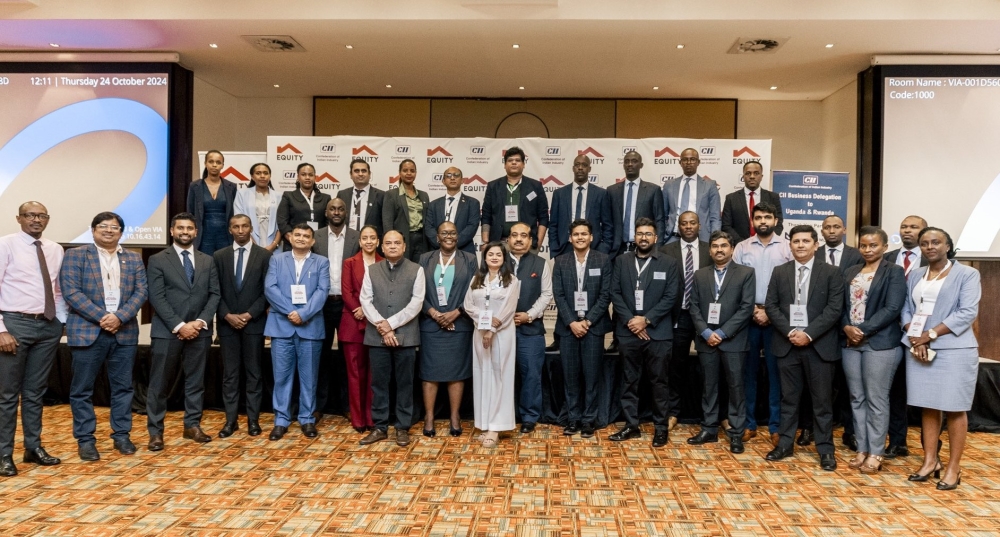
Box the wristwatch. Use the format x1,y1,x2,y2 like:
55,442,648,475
643,317,651,325
928,329,938,340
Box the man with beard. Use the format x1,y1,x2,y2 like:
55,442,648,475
338,159,385,237
608,217,680,447
481,147,549,251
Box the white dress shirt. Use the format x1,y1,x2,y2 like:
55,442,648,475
744,187,761,218
359,260,426,330
825,243,844,267
896,246,922,275
624,178,642,242
232,241,250,283
349,184,371,231
444,192,463,223
680,238,701,271
327,227,347,295
97,245,122,307
0,231,67,331
171,243,207,332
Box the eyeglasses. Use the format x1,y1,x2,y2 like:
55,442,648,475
19,213,49,221
439,231,458,237
96,224,122,232
634,231,656,238
443,173,462,179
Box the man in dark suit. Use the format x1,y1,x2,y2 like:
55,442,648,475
721,161,783,243
687,231,755,453
548,154,614,258
312,198,360,418
663,148,721,243
338,158,385,237
608,217,680,447
552,219,612,438
764,225,845,471
145,212,221,451
424,167,481,254
480,146,549,251
882,214,928,459
213,214,272,439
816,215,863,271
62,212,148,461
608,151,665,257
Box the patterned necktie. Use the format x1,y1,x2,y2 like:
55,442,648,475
182,250,195,284
683,245,694,309
748,190,756,237
575,186,584,221
235,247,245,290
33,240,56,320
624,181,635,242
829,248,836,266
354,189,364,229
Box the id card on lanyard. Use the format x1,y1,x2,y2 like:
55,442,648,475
291,257,308,305
437,251,455,307
505,182,520,222
707,267,726,324
574,252,589,314
634,256,651,311
907,261,950,337
477,280,495,330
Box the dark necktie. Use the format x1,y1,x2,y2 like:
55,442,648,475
235,247,245,290
446,196,455,222
575,186,584,221
683,245,694,309
829,248,836,266
748,190,756,237
354,189,364,229
624,181,635,241
182,250,195,284
33,240,56,321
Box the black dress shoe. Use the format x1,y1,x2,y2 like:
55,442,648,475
247,421,262,437
609,425,641,441
148,434,164,452
606,341,619,354
796,429,814,446
652,431,669,448
301,423,318,438
563,422,580,436
687,430,719,445
113,438,137,455
581,423,595,438
820,453,837,471
269,426,288,441
218,422,237,438
0,455,16,477
884,444,909,459
765,446,794,461
730,435,745,454
24,447,61,466
842,432,858,452
545,340,560,352
520,422,536,434
78,443,100,462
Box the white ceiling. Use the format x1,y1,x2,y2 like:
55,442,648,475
3,1,1000,100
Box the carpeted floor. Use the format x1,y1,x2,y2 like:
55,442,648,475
1,405,998,536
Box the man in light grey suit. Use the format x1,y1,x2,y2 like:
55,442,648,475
663,148,721,243
145,212,221,451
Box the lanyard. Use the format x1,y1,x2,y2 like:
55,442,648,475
576,251,589,293
795,265,809,305
919,260,951,306
99,248,121,288
485,274,499,310
294,255,308,283
507,181,520,204
634,256,651,290
438,251,456,288
445,195,458,221
714,266,728,301
302,189,315,221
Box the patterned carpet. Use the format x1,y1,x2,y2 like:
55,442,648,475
1,405,999,536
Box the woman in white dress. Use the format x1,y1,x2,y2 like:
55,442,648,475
464,242,520,447
233,163,281,251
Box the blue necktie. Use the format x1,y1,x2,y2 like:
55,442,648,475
679,178,692,221
624,181,634,241
182,250,194,284
235,247,245,290
575,186,584,221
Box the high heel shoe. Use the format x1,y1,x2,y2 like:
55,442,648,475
449,426,463,437
422,428,436,437
936,471,961,490
848,452,869,469
908,460,943,482
859,455,883,474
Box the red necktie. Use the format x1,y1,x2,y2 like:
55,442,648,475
903,251,912,273
748,191,756,236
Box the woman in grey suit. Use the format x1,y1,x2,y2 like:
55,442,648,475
841,227,906,474
902,227,981,490
418,222,478,437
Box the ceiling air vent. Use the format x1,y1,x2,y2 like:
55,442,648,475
242,35,306,52
728,38,787,54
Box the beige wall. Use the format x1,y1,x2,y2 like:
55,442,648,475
737,100,824,172
820,80,859,235
192,77,237,178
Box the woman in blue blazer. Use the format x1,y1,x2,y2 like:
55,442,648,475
233,163,281,251
902,227,981,490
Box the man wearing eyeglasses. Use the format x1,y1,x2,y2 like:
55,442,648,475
423,167,481,254
0,202,68,477
60,212,148,462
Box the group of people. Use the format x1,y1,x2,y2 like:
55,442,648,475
0,148,979,494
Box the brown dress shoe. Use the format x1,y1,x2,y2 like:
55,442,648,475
770,433,781,447
148,434,164,452
668,416,679,431
359,428,388,445
396,429,410,447
183,427,212,443
742,430,757,442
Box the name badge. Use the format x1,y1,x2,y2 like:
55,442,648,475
307,221,318,230
437,286,448,306
907,314,929,337
589,268,601,276
505,205,518,222
291,284,308,305
477,309,494,330
653,271,666,280
105,290,120,313
634,290,644,311
526,191,537,201
918,302,935,316
790,305,808,327
707,303,722,324
574,291,589,312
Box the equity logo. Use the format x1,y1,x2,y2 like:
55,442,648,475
276,143,304,161
427,147,452,157
220,167,249,182
277,143,301,154
654,147,679,158
577,147,605,164
733,146,759,157
352,145,379,163
427,146,454,164
463,174,489,185
732,146,761,164
389,175,400,184
654,145,680,165
316,172,339,183
540,175,565,186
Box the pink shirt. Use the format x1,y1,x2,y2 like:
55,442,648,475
0,231,66,332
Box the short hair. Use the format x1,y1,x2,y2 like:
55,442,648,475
789,224,817,242
398,159,416,172
504,146,526,163
360,224,379,237
917,226,957,259
858,225,888,245
678,210,700,224
743,160,763,172
91,211,124,230
350,158,370,172
171,212,197,229
230,214,252,226
634,217,656,230
569,219,592,234
752,201,778,218
509,221,531,234
204,150,224,162
904,215,928,229
291,223,315,238
296,162,315,174
437,220,458,233
709,230,735,248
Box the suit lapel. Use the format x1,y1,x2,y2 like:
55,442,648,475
715,264,734,298
85,245,106,302
165,247,192,289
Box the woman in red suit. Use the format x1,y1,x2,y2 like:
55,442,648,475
340,225,382,433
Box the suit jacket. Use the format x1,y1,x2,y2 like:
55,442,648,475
146,246,221,339
311,226,361,262
840,259,906,351
340,250,383,343
424,193,480,254
688,262,756,353
662,175,722,243
480,176,550,249
547,183,614,257
765,259,844,361
901,262,980,350
660,239,712,322
382,187,429,243
263,251,330,339
61,244,148,346
610,250,680,340
607,179,665,255
213,243,272,336
721,188,783,243
187,179,238,251
337,186,386,237
232,186,280,246
883,248,929,274
551,249,613,337
816,244,864,273
418,249,477,334
276,188,332,239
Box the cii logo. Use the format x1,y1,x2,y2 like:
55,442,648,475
700,146,715,156
276,143,303,161
622,146,637,155
396,145,411,155
803,175,819,185
352,145,379,162
284,171,297,179
654,146,680,165
427,146,453,163
320,144,336,152
470,146,485,155
545,147,561,156
660,174,675,184
220,167,249,182
432,173,444,182
588,174,599,184
578,147,604,164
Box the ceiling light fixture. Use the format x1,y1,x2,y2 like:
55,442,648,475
519,86,525,90
345,45,353,49
49,43,59,48
386,84,392,88
770,86,778,90
512,44,520,49
825,43,834,48
676,44,684,49
209,43,218,48
273,84,280,88
653,86,659,90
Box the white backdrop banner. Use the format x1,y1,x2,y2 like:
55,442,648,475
197,151,267,191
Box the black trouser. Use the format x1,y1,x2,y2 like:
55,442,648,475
147,336,211,434
0,314,61,455
887,357,908,446
776,346,836,455
369,345,416,431
219,330,264,425
619,335,672,432
561,330,604,426
316,296,346,414
667,310,701,420
699,349,746,436
407,231,429,262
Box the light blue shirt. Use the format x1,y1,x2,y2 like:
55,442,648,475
732,234,792,303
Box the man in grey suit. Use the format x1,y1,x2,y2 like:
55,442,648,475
312,198,360,418
663,148,721,243
687,231,755,453
424,167,481,254
816,215,863,271
337,159,385,237
721,161,783,243
764,225,844,471
608,151,665,257
145,212,221,451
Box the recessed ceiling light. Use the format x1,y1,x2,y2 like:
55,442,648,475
273,84,280,88
825,43,834,48
512,44,520,49
386,84,392,88
770,86,778,90
209,43,218,48
519,86,525,90
345,45,353,49
49,43,59,48
676,44,684,49
653,86,659,90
